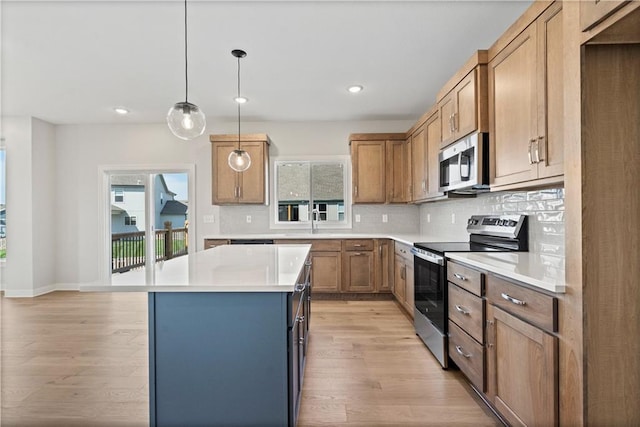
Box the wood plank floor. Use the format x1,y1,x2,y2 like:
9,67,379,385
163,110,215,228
1,292,499,426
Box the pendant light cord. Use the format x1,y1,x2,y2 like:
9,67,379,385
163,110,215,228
237,55,241,150
184,0,189,103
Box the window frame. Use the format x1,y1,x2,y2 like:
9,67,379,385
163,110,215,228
270,156,352,230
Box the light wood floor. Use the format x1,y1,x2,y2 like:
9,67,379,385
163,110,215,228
1,292,499,426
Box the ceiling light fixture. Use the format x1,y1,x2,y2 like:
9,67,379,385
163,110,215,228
348,85,363,93
228,49,251,172
166,0,206,140
114,107,129,115
234,96,248,104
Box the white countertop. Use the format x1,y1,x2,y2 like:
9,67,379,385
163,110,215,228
446,252,566,293
82,244,311,293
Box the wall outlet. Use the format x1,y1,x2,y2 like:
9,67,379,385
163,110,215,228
246,215,252,224
382,214,388,223
451,213,456,224
355,214,361,223
427,213,431,223
203,214,215,224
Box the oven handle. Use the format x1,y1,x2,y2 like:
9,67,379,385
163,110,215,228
411,248,444,265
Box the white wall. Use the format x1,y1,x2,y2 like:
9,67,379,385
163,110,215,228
3,117,57,296
53,119,414,288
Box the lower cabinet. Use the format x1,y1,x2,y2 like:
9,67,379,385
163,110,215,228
204,238,229,249
446,258,559,427
393,242,414,317
310,251,341,292
342,250,375,292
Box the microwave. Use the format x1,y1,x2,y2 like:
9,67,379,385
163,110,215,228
438,132,489,194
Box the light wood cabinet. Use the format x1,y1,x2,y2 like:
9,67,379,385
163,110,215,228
310,251,341,293
447,260,486,392
409,109,443,203
393,242,414,317
350,134,408,204
580,0,627,31
203,239,229,249
375,239,392,293
485,273,559,427
342,251,375,293
436,51,489,149
210,134,270,205
488,3,564,190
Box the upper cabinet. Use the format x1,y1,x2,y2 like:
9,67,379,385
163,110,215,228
210,134,270,205
350,134,407,204
436,51,489,149
580,0,627,32
488,2,564,190
408,107,443,203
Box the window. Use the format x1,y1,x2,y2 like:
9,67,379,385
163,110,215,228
115,189,124,203
273,159,350,229
125,216,137,226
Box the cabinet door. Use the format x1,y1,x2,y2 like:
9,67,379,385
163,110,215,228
425,112,444,199
536,3,564,180
455,69,478,140
342,251,375,292
580,0,626,31
204,239,229,250
310,251,341,293
411,126,427,202
237,141,266,204
405,261,415,317
288,318,301,426
351,141,386,203
212,142,239,204
404,137,413,202
393,255,406,302
375,240,392,292
438,94,456,148
486,304,558,427
385,140,406,203
489,23,539,187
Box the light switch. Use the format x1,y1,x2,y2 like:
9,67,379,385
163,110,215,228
355,214,361,223
246,215,252,223
382,214,388,223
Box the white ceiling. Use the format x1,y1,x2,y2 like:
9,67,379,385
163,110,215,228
1,1,531,125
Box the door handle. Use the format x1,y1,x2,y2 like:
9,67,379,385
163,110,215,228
527,139,535,165
536,136,545,163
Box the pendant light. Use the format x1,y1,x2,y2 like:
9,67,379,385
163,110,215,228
167,0,206,140
228,49,251,172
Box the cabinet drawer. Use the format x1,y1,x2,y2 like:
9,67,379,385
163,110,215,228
486,274,557,333
449,321,485,392
394,242,413,262
448,283,484,343
343,239,374,251
447,261,483,296
312,239,342,252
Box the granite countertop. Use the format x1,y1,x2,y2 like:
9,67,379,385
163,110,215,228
82,244,311,293
446,252,566,293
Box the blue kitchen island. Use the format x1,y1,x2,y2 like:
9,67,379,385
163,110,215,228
93,244,311,427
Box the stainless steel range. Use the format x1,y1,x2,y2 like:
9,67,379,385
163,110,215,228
412,214,528,368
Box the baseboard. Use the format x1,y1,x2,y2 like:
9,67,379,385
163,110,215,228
4,284,57,298
313,292,394,301
55,283,81,291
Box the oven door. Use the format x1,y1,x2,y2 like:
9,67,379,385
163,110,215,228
412,249,446,334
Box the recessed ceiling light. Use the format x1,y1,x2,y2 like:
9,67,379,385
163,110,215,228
234,97,248,104
114,107,129,115
348,85,363,93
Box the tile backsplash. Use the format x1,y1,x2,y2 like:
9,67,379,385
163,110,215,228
420,188,565,255
216,188,565,256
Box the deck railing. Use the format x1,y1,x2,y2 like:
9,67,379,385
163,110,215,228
112,226,188,273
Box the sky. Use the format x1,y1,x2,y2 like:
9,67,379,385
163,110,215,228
163,173,188,201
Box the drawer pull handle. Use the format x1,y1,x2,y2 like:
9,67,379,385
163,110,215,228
455,345,472,358
501,293,526,306
453,273,466,281
454,305,470,315
353,244,363,247
294,283,306,292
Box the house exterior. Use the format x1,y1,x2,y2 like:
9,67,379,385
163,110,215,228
111,174,187,233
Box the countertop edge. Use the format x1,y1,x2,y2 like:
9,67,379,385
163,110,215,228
445,252,566,294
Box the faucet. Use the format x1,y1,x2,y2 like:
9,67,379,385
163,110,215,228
311,208,319,234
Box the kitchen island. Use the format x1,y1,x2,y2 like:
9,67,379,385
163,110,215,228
89,244,312,427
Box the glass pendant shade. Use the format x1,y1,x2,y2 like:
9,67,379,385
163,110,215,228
228,149,252,172
167,101,206,140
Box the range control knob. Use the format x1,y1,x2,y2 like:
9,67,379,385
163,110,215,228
497,219,504,226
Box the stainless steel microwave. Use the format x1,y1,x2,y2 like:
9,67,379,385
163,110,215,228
438,132,489,194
